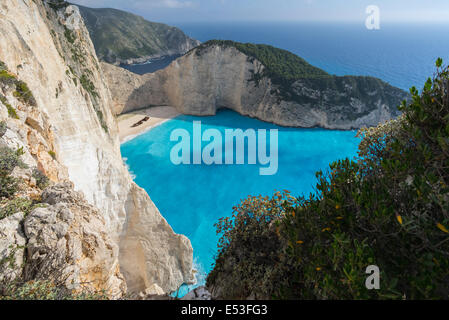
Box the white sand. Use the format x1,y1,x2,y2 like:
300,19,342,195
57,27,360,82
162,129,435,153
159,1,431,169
118,106,180,143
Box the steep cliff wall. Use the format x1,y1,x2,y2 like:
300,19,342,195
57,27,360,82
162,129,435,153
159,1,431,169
0,0,194,296
103,42,408,130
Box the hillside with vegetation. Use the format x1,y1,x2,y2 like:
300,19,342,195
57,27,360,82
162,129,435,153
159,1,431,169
78,5,200,64
195,40,407,113
195,40,330,81
207,59,449,300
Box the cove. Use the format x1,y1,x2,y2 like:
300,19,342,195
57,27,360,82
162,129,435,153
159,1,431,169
120,109,361,296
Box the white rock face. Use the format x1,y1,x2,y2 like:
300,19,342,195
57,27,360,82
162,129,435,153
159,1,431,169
0,212,26,283
24,183,126,298
103,44,408,129
0,0,194,296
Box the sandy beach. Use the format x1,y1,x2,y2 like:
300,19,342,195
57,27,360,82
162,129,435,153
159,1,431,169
117,106,180,143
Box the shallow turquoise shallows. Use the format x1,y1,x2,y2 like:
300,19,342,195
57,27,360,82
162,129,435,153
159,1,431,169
120,109,360,296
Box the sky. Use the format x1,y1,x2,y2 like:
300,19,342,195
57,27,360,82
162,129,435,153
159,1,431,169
70,0,449,24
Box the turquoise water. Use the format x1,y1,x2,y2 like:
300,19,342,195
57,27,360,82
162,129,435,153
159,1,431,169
120,109,360,295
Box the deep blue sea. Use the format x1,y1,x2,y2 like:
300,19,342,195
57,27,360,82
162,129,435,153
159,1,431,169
120,22,449,296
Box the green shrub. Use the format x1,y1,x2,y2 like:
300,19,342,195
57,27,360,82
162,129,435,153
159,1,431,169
0,146,27,199
0,61,15,87
0,121,6,138
32,168,50,190
0,197,34,220
0,280,109,300
0,70,16,87
0,95,19,119
47,0,69,12
64,26,76,44
207,192,297,299
208,60,449,300
48,150,56,160
13,80,36,106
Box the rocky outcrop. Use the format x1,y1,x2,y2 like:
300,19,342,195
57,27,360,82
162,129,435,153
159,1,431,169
182,286,212,300
0,0,194,297
0,212,26,283
103,43,408,129
24,183,126,298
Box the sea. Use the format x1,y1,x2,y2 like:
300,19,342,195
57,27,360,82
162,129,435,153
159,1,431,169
120,21,449,296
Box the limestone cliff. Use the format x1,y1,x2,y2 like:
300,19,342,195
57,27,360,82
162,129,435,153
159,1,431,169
103,41,408,130
0,0,194,297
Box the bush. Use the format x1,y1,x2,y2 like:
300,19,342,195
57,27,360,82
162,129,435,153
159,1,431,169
207,192,297,299
32,168,50,190
208,60,449,300
0,95,19,119
64,26,76,44
0,198,34,220
0,146,27,199
13,80,36,106
0,280,109,300
47,0,70,12
48,150,56,160
0,121,6,138
0,61,36,108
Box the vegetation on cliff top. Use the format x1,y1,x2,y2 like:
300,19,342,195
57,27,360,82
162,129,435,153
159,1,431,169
196,40,330,81
196,40,407,111
78,5,199,63
207,59,449,299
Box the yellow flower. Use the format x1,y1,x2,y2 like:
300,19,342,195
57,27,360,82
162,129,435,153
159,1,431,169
296,240,304,245
336,216,343,220
322,227,331,232
335,204,341,210
396,215,403,225
437,223,449,234
316,267,322,271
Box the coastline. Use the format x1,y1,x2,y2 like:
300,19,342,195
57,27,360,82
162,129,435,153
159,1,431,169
118,106,180,144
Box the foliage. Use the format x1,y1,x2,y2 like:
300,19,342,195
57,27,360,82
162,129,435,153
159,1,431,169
208,60,449,300
64,26,76,44
48,150,56,160
0,198,35,220
0,121,6,138
0,61,36,107
0,70,16,87
47,0,69,12
0,95,19,119
13,80,36,106
32,168,50,190
0,146,27,199
207,192,297,299
0,280,109,300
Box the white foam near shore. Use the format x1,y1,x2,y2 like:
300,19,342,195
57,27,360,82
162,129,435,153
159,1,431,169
118,106,180,144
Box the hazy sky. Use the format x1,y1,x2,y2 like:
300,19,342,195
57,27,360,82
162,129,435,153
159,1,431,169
70,0,449,24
